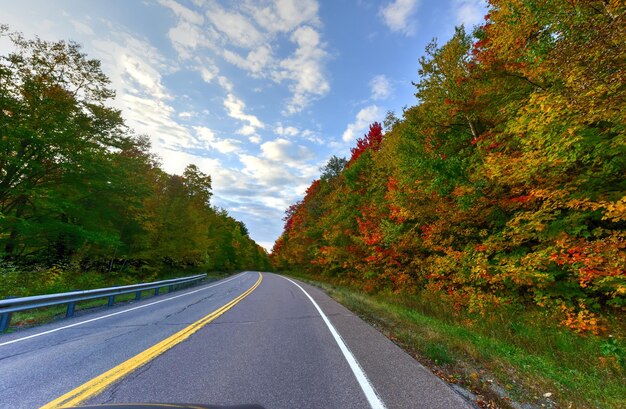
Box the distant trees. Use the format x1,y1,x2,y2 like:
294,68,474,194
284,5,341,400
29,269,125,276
0,26,270,292
271,0,625,334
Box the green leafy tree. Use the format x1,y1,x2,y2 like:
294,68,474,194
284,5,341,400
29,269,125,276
0,28,134,260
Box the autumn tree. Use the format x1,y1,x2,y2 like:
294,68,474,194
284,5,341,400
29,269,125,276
272,1,625,332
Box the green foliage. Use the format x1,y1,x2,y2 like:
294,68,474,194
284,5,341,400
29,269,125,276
272,0,625,336
319,155,347,181
0,28,270,295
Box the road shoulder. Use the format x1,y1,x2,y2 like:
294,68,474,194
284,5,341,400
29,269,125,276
281,274,474,409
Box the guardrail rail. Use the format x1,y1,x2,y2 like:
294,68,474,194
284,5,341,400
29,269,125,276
0,274,208,332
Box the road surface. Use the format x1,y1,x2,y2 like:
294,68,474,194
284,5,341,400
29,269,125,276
0,272,472,409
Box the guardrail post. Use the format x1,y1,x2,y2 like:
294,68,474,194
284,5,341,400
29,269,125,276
66,302,76,318
0,312,12,332
135,291,141,301
154,287,159,296
108,295,115,306
169,285,174,293
1,296,16,332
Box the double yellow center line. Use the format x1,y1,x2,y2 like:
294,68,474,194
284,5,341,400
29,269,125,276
41,273,263,409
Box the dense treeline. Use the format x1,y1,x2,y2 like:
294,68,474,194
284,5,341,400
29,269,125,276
0,27,270,296
272,0,625,334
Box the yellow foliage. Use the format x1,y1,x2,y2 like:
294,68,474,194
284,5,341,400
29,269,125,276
559,302,607,335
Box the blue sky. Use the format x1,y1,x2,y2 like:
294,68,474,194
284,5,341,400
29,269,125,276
1,0,487,250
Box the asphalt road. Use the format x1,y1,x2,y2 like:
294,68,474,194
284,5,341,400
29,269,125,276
0,272,472,409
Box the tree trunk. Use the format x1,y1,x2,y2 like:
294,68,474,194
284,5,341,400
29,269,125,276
4,195,26,255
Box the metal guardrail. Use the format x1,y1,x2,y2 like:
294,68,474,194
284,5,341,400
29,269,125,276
0,274,208,332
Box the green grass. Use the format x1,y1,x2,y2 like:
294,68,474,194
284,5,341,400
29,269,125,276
286,271,626,409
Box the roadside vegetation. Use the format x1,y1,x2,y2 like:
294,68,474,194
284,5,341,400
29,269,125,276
288,271,625,409
273,1,625,407
0,26,271,304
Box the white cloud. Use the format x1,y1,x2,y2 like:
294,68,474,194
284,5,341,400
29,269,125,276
194,126,216,143
120,94,194,149
122,56,168,99
380,0,421,36
159,0,204,25
248,0,320,34
257,241,275,252
167,23,196,60
261,138,314,162
274,126,322,143
275,125,299,137
233,135,319,215
342,105,383,142
89,34,213,155
454,0,487,28
222,45,273,75
300,129,323,143
212,139,241,154
223,93,264,129
260,196,294,212
274,26,329,114
239,154,298,186
194,126,241,154
237,124,258,136
92,35,174,101
160,0,329,114
206,5,264,48
71,20,94,36
153,146,222,176
198,61,219,83
370,74,392,100
90,30,247,162
218,75,234,92
239,153,316,192
165,5,218,60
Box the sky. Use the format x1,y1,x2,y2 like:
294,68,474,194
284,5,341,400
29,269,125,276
1,0,488,251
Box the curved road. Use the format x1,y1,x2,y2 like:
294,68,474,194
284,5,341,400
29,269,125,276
0,272,471,409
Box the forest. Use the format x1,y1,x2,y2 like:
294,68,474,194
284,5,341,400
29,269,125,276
0,26,271,298
271,0,625,335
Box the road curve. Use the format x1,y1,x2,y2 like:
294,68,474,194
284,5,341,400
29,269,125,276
0,272,472,409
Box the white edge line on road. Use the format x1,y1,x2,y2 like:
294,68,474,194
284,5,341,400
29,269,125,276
0,272,249,347
281,276,387,409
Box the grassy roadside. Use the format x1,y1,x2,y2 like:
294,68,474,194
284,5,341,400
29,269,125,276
285,271,626,409
2,271,230,333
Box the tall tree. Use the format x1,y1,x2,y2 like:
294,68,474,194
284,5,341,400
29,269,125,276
0,27,133,259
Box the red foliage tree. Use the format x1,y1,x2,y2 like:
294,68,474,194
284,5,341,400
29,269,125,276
349,122,383,163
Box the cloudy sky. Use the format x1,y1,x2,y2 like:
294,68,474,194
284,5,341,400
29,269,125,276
1,0,487,250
